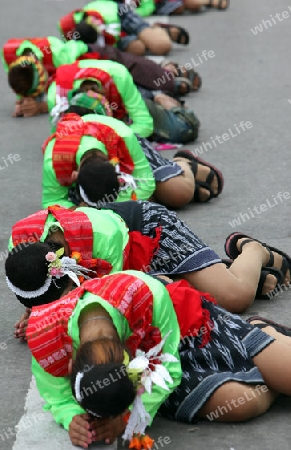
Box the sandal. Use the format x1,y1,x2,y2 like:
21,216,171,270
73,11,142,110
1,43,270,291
161,60,202,92
155,23,190,45
222,257,284,300
173,77,192,96
185,67,202,92
174,150,224,202
247,316,291,337
225,232,291,268
224,232,290,298
255,267,285,300
206,0,229,10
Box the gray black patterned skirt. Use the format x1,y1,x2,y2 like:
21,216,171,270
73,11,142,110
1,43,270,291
159,300,275,423
102,200,221,274
154,0,183,15
136,136,183,182
140,201,221,275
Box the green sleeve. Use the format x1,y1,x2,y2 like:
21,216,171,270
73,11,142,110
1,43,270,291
77,60,154,138
31,356,85,430
51,40,88,68
76,207,129,273
115,129,156,202
47,82,57,132
135,0,156,17
109,62,153,138
8,236,13,251
118,270,182,423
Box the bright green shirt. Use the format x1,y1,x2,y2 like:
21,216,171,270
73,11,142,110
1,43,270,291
42,114,156,208
30,270,182,430
1,36,88,73
47,60,154,138
8,206,129,273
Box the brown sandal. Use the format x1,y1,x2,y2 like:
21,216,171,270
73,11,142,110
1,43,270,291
161,60,202,92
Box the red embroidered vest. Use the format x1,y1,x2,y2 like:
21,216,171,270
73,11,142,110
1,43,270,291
26,274,160,376
3,38,55,75
55,62,127,120
11,204,161,277
41,113,135,186
11,205,112,276
59,9,118,46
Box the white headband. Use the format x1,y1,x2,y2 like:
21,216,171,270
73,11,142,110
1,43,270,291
6,252,94,300
79,185,100,208
6,276,52,299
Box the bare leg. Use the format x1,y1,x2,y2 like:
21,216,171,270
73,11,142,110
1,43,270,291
138,27,171,56
154,93,181,109
183,240,289,313
125,39,146,56
253,337,291,396
153,159,195,208
153,156,222,208
198,381,277,421
249,320,291,347
197,322,291,421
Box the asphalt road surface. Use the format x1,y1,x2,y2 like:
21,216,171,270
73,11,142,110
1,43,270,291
1,1,291,449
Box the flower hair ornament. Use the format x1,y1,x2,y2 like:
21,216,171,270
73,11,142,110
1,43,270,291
78,158,138,207
123,331,178,449
108,158,138,193
50,93,69,127
6,248,93,299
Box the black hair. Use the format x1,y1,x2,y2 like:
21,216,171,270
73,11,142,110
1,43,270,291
21,48,37,57
5,242,71,308
79,80,104,95
8,64,33,96
66,105,95,117
71,338,135,417
77,155,120,205
75,20,99,44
